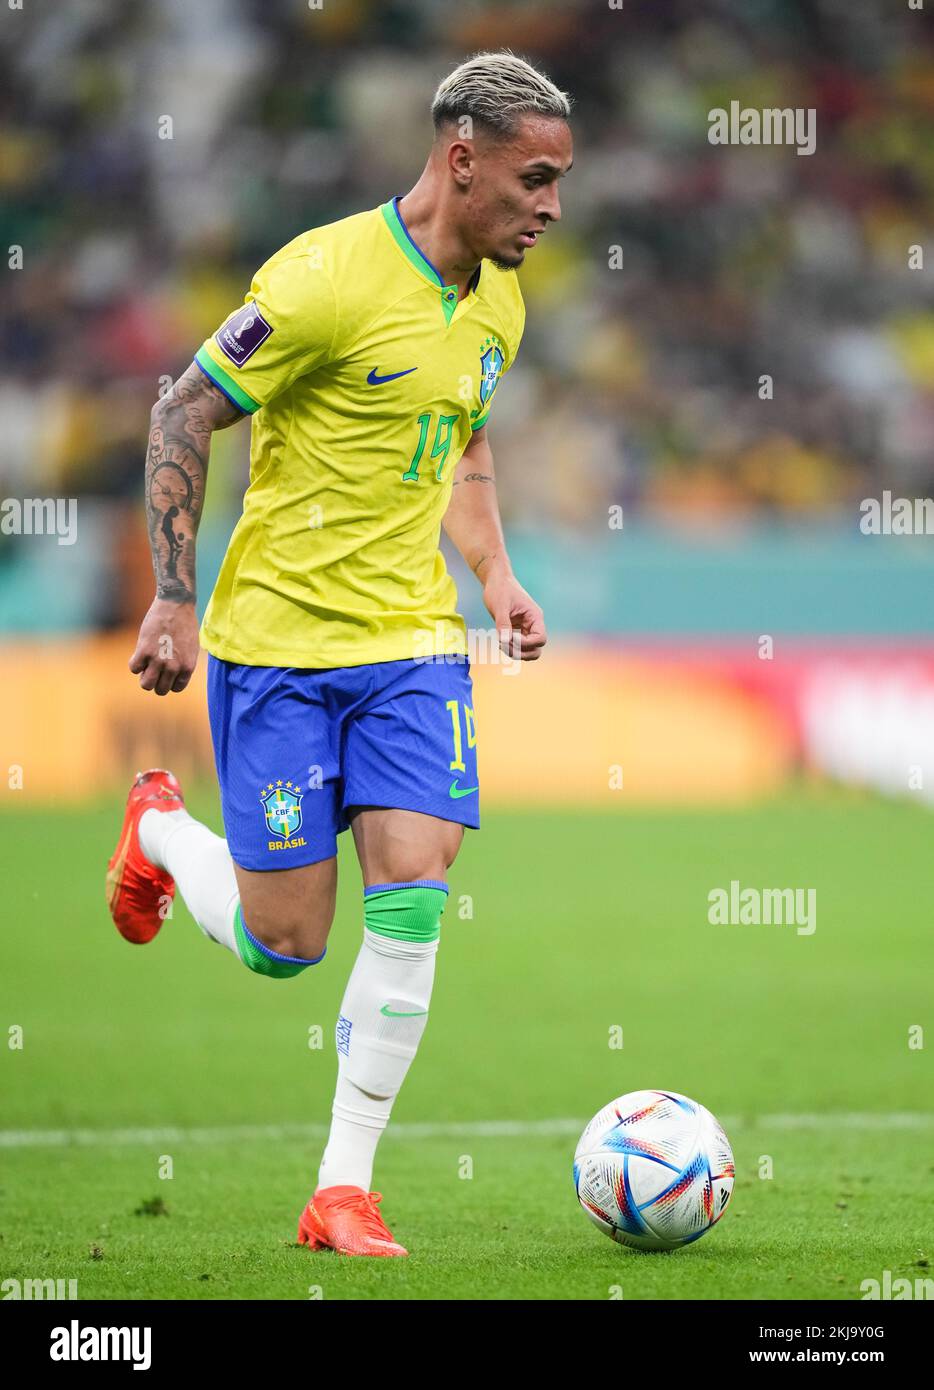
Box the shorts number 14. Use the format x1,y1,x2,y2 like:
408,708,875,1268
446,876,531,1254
446,699,476,772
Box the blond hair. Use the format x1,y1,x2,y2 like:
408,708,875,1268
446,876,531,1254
432,50,571,139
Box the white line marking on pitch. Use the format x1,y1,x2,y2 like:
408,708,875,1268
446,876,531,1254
0,1113,931,1149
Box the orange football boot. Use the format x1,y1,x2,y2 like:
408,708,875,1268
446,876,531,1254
297,1186,409,1257
106,769,186,944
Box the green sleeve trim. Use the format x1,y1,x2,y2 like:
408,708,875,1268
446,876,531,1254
195,347,261,414
470,410,490,431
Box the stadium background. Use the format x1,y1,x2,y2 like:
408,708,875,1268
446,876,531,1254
3,0,934,803
2,0,933,1301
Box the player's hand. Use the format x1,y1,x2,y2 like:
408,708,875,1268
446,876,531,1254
482,572,547,662
129,598,201,696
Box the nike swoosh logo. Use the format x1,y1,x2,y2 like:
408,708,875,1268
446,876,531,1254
449,780,479,799
367,366,417,385
379,1005,428,1017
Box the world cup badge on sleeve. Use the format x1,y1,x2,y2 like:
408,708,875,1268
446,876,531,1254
216,303,273,366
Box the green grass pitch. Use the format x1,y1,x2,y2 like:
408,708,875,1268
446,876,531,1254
2,787,932,1300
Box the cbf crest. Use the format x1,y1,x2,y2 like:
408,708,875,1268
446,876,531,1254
479,335,505,407
261,780,303,840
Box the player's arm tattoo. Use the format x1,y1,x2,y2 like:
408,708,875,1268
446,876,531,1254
472,550,506,580
145,362,244,603
454,473,499,574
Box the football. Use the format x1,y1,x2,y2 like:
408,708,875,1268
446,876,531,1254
574,1089,735,1250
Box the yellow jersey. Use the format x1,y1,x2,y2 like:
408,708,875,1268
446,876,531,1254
194,195,525,668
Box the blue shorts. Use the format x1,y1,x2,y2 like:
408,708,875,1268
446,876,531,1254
206,653,480,870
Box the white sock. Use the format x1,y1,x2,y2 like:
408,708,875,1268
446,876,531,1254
317,927,438,1192
139,807,240,955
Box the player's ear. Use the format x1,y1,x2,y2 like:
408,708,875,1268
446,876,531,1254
445,132,475,185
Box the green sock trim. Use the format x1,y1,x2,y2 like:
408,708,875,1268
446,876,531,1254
233,903,315,978
364,885,446,943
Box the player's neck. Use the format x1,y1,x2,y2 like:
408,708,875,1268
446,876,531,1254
396,187,479,299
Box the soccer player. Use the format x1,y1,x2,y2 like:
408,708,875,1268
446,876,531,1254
107,52,572,1256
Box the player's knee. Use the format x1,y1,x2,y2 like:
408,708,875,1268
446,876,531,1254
234,901,334,979
233,856,337,974
248,907,332,962
379,827,464,886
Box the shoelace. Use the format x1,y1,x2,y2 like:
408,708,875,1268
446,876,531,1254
327,1191,394,1242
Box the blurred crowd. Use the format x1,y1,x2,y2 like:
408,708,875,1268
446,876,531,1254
2,0,934,628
